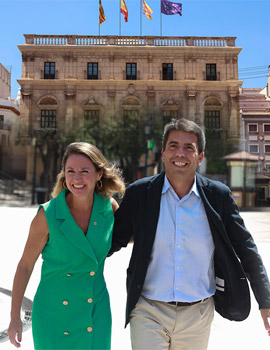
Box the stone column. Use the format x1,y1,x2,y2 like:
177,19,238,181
186,86,197,121
228,90,240,149
64,87,76,133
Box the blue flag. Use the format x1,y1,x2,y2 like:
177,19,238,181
161,0,182,15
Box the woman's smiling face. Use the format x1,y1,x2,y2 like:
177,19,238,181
65,154,102,198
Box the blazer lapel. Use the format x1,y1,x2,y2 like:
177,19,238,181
144,173,165,245
196,174,232,247
56,191,98,266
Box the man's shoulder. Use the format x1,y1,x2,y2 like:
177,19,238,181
128,172,165,190
196,173,230,193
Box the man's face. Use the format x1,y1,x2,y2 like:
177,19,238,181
162,130,204,181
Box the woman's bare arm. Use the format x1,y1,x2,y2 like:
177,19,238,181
8,208,49,348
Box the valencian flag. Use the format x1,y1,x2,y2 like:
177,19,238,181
161,0,182,16
120,0,128,22
99,0,106,25
142,0,153,20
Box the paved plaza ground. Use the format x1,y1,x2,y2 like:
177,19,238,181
0,204,269,349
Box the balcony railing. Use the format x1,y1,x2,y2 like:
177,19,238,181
23,34,236,48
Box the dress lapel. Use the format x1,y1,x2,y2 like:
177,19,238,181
86,193,112,255
55,190,98,265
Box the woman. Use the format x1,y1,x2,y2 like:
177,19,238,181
8,142,125,349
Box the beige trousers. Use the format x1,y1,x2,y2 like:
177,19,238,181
130,296,214,350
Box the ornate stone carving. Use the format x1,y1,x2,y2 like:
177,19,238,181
127,84,136,95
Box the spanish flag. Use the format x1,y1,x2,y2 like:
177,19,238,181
120,0,128,22
99,0,106,25
142,0,153,20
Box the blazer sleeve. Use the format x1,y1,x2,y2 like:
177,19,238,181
222,188,270,309
108,184,136,256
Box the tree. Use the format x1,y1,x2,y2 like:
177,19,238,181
204,129,230,174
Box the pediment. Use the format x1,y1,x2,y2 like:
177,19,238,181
38,96,58,106
161,98,178,107
83,96,99,106
204,97,222,106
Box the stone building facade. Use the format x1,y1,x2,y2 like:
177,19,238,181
240,74,270,204
0,63,11,99
18,34,242,183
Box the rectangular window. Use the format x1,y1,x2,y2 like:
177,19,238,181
123,109,139,127
205,110,220,129
163,110,178,127
206,64,217,81
44,62,55,79
126,63,137,80
265,145,270,153
87,63,98,80
0,115,3,129
84,110,99,129
263,124,270,132
162,63,173,80
41,110,56,128
249,144,259,153
248,124,258,132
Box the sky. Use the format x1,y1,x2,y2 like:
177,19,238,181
0,0,269,98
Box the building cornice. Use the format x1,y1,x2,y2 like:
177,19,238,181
18,35,242,56
17,78,243,89
0,105,20,116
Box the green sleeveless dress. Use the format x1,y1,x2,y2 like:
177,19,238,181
32,190,113,349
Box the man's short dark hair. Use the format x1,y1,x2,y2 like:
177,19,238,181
162,118,206,154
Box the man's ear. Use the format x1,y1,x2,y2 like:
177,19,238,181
161,148,165,163
198,152,204,166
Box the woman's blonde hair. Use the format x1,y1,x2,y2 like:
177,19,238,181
51,142,125,198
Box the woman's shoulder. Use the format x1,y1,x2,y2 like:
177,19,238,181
38,190,66,214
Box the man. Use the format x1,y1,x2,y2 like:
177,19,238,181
110,118,270,350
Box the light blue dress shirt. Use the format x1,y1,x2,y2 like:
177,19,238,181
142,175,216,302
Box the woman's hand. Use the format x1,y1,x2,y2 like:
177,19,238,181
8,318,22,348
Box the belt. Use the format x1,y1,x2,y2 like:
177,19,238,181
167,298,209,307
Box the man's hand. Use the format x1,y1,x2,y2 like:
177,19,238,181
260,309,270,336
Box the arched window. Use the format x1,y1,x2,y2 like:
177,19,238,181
38,96,58,129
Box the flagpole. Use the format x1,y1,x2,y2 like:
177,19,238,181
140,0,142,36
119,0,121,35
160,2,162,36
98,0,100,36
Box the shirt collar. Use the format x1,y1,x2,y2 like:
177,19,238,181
162,174,200,198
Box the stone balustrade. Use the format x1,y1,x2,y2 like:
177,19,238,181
24,34,236,47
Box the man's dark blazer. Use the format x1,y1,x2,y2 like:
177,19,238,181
110,172,270,326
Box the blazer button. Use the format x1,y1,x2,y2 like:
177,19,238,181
63,300,68,305
90,271,95,276
64,331,69,335
137,284,141,289
87,327,93,332
87,298,93,303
